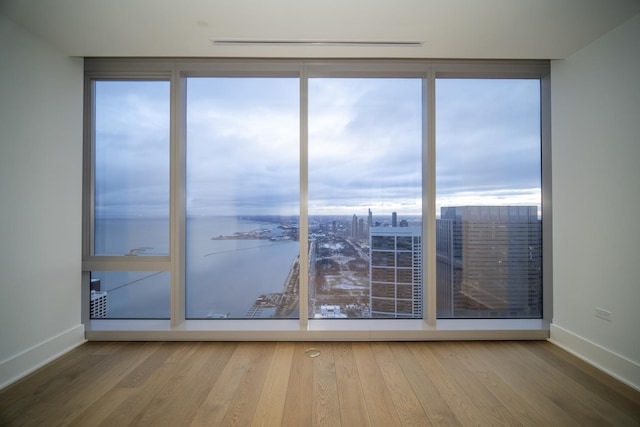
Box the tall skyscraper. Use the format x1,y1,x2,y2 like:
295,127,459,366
436,218,455,317
369,225,422,318
437,206,542,318
351,214,358,239
391,211,398,227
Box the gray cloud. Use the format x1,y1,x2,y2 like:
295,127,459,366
95,77,541,218
94,81,170,218
435,79,541,208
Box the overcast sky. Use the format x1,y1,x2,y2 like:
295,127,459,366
436,78,541,215
95,77,541,219
95,81,170,219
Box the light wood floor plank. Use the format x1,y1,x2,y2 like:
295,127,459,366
221,342,276,426
407,342,515,427
61,342,165,426
428,342,502,409
67,387,138,427
115,343,176,389
391,344,463,426
99,343,197,427
312,343,341,427
508,342,639,426
1,340,638,427
334,343,371,427
474,342,584,426
527,341,640,418
452,342,557,426
281,342,314,426
352,342,403,426
372,342,432,426
189,342,253,426
251,342,295,426
500,342,617,425
135,342,237,427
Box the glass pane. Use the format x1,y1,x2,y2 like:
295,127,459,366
90,271,170,319
436,79,542,318
308,78,422,319
94,81,170,256
185,78,299,319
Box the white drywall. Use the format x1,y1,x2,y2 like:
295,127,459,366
0,15,85,389
550,13,640,390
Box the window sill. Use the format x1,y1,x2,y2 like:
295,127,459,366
84,318,549,341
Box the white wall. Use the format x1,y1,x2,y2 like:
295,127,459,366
550,13,640,390
0,15,84,389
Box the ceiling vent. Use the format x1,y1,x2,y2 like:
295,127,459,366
210,39,424,47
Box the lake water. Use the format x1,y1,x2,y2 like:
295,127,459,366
93,217,299,319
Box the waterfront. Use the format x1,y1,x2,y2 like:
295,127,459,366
93,216,300,319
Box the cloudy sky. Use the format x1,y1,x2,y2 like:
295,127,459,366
436,78,541,215
94,77,541,219
95,81,170,219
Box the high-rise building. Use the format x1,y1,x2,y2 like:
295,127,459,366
351,214,358,239
369,226,422,318
437,206,542,318
89,277,108,318
391,211,398,227
436,218,456,317
90,290,108,318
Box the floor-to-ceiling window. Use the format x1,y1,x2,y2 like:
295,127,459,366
88,80,171,319
82,59,550,337
185,77,300,319
435,79,542,319
307,78,423,319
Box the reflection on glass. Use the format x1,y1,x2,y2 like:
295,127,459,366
94,81,170,256
435,79,542,318
308,78,423,319
185,78,300,319
90,271,170,319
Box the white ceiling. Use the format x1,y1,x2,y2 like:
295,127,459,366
1,0,639,59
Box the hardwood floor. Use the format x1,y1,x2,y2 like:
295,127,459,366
1,341,638,426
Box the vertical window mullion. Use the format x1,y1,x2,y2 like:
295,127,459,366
425,71,437,326
299,70,310,328
171,68,186,326
84,78,96,260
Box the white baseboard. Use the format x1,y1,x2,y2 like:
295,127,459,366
549,323,640,392
0,324,86,390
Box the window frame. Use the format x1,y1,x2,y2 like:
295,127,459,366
82,58,551,340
